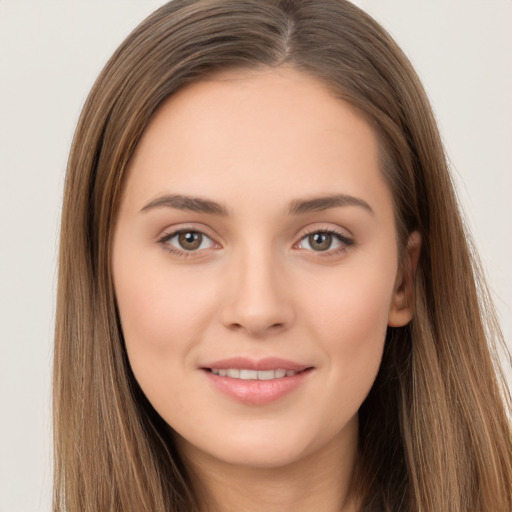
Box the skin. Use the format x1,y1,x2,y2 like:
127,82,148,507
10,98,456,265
112,66,420,512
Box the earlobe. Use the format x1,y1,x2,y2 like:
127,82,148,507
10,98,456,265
388,231,422,327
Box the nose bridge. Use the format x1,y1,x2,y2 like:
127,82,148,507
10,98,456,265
220,236,294,336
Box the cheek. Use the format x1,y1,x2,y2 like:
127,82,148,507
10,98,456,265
113,251,218,371
113,260,221,421
303,260,395,393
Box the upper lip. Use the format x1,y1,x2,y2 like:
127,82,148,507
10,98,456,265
202,357,311,372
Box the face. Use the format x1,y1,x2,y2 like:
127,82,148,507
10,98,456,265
112,66,416,472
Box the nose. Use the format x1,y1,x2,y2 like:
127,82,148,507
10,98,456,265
219,244,295,337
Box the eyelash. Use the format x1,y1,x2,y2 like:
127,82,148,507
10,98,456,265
156,227,354,259
157,229,216,259
299,228,354,258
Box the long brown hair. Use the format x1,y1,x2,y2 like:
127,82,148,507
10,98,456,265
54,1,512,510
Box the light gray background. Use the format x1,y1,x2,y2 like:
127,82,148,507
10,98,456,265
0,1,510,511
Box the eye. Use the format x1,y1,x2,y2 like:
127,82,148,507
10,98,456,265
158,229,217,256
297,229,353,253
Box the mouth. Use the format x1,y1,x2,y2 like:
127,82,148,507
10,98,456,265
201,358,314,405
205,368,309,380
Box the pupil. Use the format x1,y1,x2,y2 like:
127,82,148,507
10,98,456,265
179,231,201,250
310,233,331,251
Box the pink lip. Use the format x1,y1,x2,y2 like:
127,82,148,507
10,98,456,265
201,357,314,405
202,357,309,372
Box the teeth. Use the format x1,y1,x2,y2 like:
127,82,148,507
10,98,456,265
210,368,297,380
240,369,258,380
257,370,275,380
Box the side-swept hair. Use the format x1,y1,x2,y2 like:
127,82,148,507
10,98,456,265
54,1,512,510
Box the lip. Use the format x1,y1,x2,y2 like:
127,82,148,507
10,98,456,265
201,357,314,405
202,357,310,372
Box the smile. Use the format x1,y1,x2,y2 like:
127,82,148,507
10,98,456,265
208,368,298,380
203,359,314,405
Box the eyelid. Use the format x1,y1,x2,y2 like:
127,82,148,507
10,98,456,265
156,223,218,242
295,221,353,241
156,225,221,258
299,228,354,245
295,226,354,254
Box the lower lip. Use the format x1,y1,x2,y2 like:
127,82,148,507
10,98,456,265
203,369,313,405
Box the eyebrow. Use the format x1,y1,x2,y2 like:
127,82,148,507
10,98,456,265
140,194,228,215
288,194,373,216
140,193,374,216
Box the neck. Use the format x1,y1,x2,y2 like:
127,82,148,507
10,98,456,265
179,418,360,512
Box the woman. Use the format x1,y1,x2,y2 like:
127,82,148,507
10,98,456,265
53,1,512,511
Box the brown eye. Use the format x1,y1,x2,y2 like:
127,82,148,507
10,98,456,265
160,229,216,254
308,232,333,251
297,230,352,253
178,231,203,250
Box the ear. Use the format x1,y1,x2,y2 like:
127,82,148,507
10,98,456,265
388,231,422,327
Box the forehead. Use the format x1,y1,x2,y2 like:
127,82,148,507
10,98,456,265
122,66,393,222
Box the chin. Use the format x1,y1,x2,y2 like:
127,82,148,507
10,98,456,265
175,414,357,472
194,439,313,470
